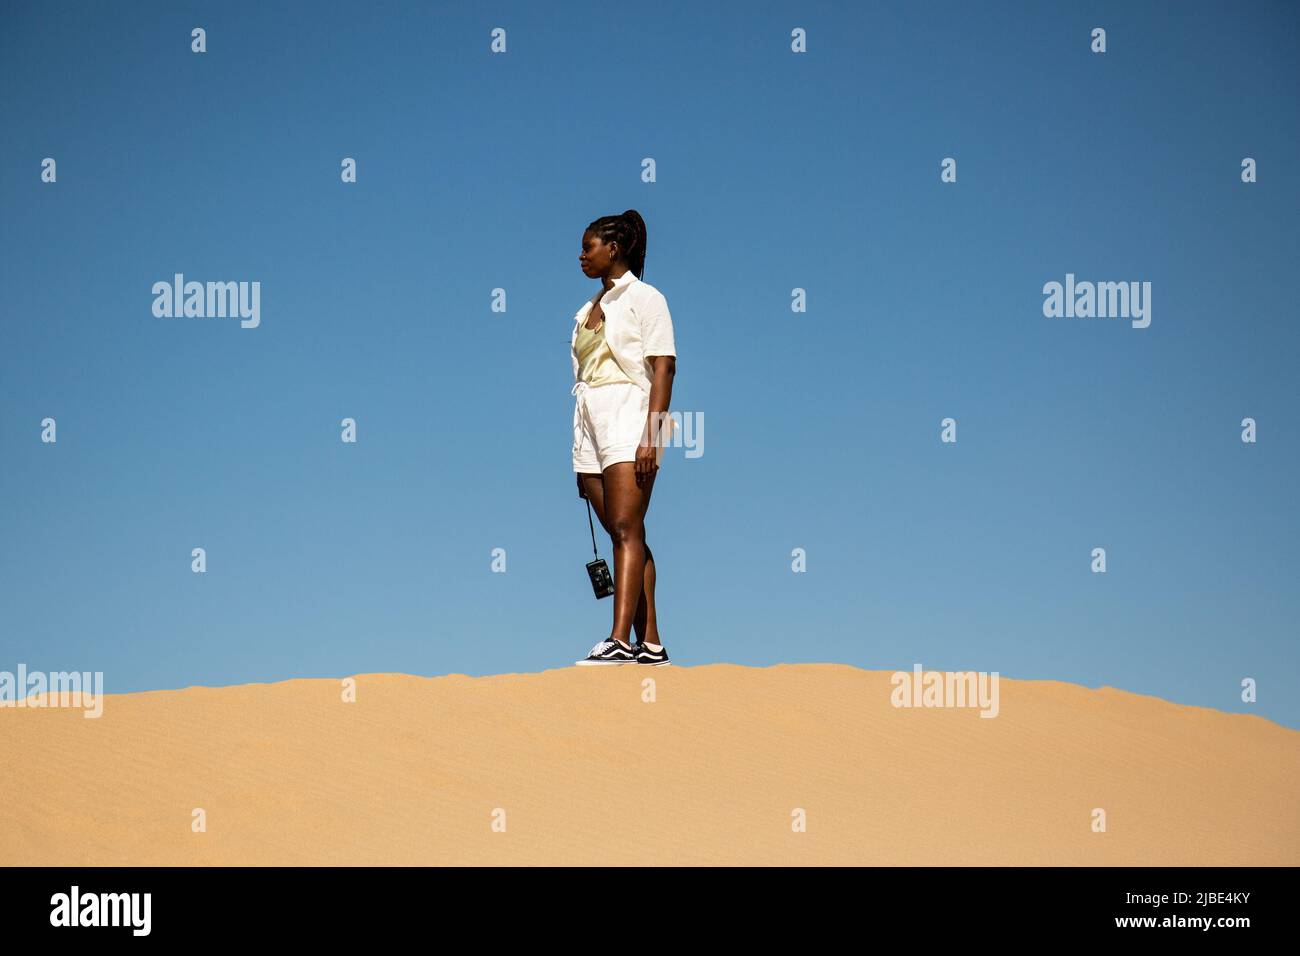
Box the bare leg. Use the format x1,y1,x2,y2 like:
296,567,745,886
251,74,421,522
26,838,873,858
578,465,661,647
599,462,657,646
632,542,658,646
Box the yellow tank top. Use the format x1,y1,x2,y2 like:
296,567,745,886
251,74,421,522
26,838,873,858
575,313,635,386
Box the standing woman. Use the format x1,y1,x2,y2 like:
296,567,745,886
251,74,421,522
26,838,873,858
572,210,678,666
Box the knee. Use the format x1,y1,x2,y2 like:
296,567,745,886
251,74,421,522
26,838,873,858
609,519,644,548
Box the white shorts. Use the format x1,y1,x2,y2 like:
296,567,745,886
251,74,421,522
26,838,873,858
571,380,665,473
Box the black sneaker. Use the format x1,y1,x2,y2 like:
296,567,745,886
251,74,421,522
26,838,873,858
575,639,636,666
634,642,671,666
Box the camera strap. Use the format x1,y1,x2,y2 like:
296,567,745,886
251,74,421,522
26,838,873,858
586,499,599,557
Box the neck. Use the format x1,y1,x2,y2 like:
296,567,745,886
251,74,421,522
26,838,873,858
603,266,630,292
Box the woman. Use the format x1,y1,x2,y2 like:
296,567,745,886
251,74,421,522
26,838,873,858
572,210,677,666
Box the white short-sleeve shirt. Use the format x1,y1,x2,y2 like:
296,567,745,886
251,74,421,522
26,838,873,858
570,270,677,398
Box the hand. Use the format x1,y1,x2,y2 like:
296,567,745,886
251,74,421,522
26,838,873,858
577,473,587,499
634,440,659,485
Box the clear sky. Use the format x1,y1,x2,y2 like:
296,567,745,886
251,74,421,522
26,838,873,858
2,1,1297,729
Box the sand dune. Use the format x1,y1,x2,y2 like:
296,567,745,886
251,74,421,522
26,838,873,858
1,664,1295,866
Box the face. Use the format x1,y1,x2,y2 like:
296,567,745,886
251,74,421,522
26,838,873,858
579,230,617,277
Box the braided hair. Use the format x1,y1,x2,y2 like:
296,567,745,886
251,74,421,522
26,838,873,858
586,209,648,280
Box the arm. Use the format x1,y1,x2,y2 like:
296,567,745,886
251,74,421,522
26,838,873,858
636,354,676,479
634,288,677,480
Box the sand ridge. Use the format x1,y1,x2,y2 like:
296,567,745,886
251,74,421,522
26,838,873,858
1,664,1295,866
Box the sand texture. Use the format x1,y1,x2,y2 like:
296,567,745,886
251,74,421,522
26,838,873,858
1,664,1295,866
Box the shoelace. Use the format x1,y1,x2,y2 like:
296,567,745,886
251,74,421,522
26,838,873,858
588,640,628,657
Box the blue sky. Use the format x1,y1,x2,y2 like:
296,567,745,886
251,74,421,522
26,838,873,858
2,1,1297,728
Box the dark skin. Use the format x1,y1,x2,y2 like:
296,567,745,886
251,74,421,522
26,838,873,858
577,229,676,648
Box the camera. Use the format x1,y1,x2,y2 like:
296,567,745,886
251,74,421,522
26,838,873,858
586,557,614,599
